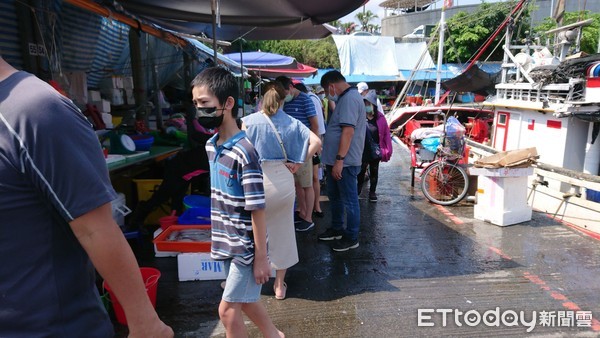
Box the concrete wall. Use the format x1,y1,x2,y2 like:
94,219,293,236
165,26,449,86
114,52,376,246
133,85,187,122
382,0,600,38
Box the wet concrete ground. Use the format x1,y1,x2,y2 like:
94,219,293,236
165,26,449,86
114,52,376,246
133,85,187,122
115,142,600,337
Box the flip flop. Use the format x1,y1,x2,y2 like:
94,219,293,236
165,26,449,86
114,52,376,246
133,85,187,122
274,282,287,300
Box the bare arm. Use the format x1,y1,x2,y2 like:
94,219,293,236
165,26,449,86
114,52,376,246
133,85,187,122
306,130,322,162
308,115,319,135
250,208,270,284
332,126,355,180
70,203,173,338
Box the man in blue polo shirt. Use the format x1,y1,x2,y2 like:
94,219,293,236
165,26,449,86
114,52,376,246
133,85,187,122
276,76,319,232
0,54,172,336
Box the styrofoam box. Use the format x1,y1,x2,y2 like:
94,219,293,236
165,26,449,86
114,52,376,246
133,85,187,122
88,90,101,102
123,76,134,89
178,253,276,281
473,174,532,226
93,99,111,113
469,167,534,177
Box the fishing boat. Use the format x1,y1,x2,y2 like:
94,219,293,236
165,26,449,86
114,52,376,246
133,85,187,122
474,15,600,236
388,0,600,235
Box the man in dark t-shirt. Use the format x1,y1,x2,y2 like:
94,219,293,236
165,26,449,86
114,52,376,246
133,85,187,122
0,55,172,337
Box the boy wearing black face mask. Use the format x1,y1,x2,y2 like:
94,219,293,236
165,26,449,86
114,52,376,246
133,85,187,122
191,67,283,338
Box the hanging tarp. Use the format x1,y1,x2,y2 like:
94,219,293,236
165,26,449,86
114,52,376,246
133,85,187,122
442,64,500,95
333,35,399,76
396,42,435,71
59,3,130,87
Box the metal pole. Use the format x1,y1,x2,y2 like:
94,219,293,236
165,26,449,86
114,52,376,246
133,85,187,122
211,0,218,64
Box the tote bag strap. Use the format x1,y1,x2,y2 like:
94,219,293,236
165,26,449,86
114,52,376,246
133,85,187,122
260,111,287,162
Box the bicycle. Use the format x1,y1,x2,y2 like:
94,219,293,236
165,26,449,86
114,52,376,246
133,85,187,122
420,138,469,206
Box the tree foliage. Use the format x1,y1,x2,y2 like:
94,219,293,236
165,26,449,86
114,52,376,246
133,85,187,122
534,11,600,55
356,9,378,31
431,0,530,63
261,37,340,69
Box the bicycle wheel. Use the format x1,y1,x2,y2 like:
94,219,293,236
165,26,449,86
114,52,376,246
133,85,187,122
420,162,469,205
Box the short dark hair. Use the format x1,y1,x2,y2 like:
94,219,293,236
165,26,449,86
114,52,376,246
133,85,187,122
191,66,239,117
320,70,346,88
275,76,292,89
293,82,308,93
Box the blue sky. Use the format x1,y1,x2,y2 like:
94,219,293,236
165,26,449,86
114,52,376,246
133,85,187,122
340,0,505,26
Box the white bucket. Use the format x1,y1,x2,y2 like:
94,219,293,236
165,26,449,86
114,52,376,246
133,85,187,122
111,193,131,227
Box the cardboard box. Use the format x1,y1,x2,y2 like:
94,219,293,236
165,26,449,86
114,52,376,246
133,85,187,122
178,253,276,281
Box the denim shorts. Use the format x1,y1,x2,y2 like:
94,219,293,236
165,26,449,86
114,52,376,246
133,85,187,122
222,259,262,303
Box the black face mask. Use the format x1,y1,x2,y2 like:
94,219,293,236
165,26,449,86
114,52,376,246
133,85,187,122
196,107,225,129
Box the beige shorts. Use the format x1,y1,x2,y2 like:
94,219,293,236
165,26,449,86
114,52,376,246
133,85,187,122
293,158,313,188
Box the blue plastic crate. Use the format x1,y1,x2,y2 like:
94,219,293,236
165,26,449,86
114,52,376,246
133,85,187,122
178,207,211,225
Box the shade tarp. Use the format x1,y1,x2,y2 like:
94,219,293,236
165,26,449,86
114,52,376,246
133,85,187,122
114,0,365,27
137,17,337,41
333,35,399,76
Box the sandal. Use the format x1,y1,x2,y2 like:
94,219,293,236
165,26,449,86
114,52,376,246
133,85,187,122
274,282,287,300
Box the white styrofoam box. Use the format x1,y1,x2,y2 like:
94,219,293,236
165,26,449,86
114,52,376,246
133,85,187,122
469,167,534,177
123,76,134,89
108,75,123,89
474,175,532,226
178,253,226,281
108,88,124,106
88,90,101,102
178,253,276,281
124,89,135,105
92,99,111,113
153,229,178,257
111,193,131,227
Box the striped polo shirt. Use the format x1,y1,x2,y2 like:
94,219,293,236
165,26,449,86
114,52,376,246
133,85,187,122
283,91,317,128
205,131,265,265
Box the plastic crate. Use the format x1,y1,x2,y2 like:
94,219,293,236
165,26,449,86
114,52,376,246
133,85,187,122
133,179,169,225
153,225,211,252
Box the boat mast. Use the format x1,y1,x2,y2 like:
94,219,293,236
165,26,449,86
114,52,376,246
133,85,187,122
434,6,446,105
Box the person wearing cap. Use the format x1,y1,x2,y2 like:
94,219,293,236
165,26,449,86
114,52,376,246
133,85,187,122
275,76,318,232
358,90,393,202
318,70,366,252
357,82,384,115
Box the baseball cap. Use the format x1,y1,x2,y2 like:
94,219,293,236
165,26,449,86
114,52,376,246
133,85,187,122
363,90,378,106
357,82,369,94
315,86,325,94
